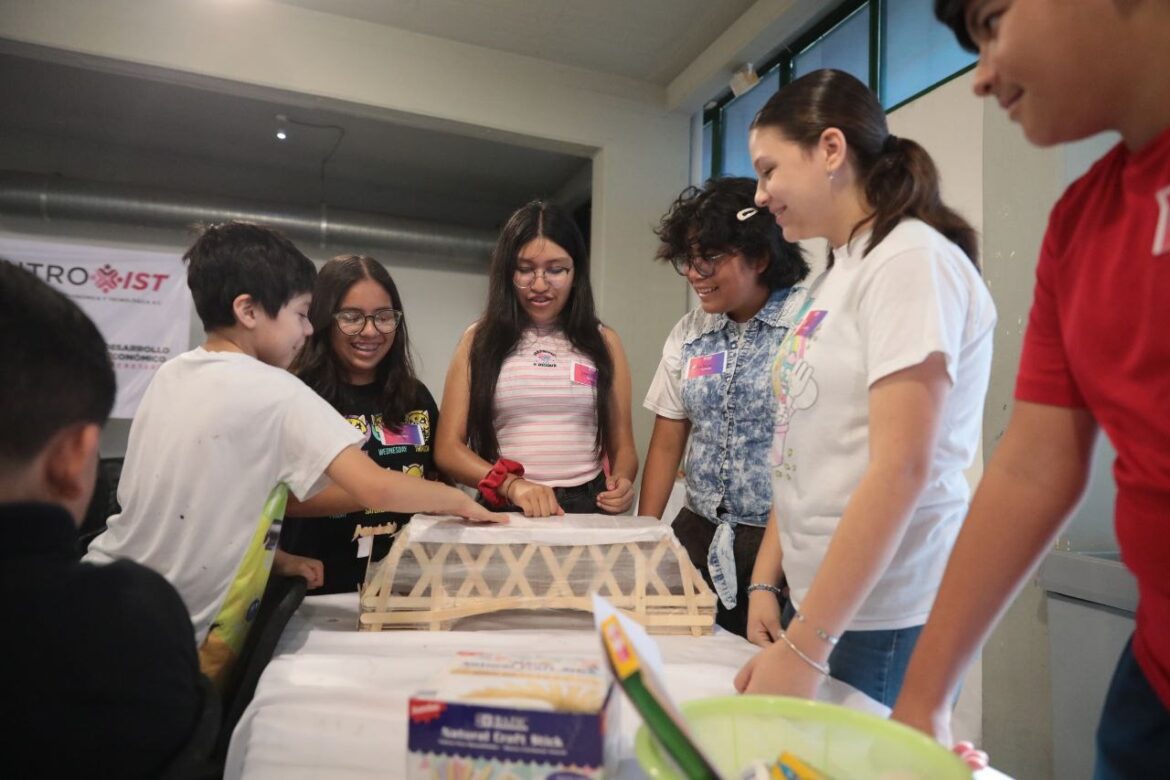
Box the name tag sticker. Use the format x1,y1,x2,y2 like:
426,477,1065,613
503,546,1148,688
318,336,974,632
571,362,598,387
687,351,726,379
382,423,424,447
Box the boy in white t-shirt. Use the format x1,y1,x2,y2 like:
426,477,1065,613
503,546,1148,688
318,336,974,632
85,222,503,684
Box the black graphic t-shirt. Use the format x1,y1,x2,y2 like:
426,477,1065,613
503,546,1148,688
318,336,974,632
280,381,440,594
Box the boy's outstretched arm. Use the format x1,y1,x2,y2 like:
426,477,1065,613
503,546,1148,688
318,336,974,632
324,445,507,524
285,484,362,517
892,401,1097,742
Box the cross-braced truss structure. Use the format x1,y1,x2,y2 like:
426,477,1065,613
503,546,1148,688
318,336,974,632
358,515,715,636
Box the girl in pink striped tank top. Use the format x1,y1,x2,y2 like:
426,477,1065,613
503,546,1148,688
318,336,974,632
435,201,638,517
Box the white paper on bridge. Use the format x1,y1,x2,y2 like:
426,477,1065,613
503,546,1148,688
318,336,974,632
405,513,668,546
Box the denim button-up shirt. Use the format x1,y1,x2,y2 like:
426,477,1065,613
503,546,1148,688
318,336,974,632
644,286,802,528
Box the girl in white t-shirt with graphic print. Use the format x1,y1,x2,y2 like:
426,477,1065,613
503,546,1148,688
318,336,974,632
733,69,996,708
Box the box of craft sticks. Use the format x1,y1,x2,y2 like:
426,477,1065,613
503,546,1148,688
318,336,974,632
407,651,619,780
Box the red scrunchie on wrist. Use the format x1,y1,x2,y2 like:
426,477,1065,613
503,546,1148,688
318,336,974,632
477,458,524,508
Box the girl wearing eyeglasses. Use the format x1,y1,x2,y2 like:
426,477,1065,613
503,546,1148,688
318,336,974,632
638,176,808,637
435,201,638,517
278,254,442,593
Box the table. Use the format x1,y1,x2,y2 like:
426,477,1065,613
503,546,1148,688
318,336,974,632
225,594,1006,779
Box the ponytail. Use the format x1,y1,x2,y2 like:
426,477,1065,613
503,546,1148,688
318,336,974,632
752,69,979,269
864,135,978,265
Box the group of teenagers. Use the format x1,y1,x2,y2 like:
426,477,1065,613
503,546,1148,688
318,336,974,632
4,1,1169,777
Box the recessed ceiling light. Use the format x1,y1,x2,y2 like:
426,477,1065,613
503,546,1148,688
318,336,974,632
276,130,287,140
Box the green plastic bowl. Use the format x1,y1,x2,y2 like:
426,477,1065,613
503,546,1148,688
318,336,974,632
634,695,972,779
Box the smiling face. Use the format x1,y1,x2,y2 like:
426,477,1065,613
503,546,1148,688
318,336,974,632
329,277,396,385
750,126,835,244
686,247,770,323
513,237,574,326
254,292,313,370
964,0,1123,146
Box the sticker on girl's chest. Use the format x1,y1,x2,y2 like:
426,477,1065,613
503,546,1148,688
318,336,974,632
375,422,424,447
686,351,726,379
571,361,598,387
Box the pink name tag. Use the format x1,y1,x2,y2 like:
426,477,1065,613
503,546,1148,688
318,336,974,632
380,423,425,446
571,361,598,387
687,351,726,379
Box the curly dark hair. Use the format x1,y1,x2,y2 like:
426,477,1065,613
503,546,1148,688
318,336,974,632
654,176,807,290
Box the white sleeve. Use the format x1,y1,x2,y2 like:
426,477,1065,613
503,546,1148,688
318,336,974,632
276,383,365,501
643,317,688,420
857,247,972,387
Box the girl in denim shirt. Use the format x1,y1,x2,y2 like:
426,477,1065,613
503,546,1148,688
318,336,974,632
639,177,807,637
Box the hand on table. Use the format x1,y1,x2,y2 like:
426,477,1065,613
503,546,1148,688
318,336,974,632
272,549,325,590
734,638,823,700
506,478,564,517
595,476,635,514
746,589,782,647
449,491,509,523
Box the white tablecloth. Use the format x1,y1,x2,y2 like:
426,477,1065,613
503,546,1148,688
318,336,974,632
225,594,1006,779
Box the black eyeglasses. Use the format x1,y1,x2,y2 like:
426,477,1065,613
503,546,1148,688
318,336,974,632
670,250,730,279
333,308,402,335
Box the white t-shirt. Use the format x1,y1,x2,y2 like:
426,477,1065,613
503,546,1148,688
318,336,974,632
770,220,996,630
86,348,363,649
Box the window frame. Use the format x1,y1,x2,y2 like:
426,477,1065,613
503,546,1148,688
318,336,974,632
702,0,975,179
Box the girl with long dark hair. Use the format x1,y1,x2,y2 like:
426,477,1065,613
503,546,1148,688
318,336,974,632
280,255,442,593
435,201,638,517
733,69,996,707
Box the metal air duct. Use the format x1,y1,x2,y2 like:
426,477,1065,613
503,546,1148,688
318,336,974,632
0,171,496,264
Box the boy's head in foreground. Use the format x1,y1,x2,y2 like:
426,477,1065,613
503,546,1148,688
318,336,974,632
184,221,317,369
0,261,115,523
935,0,1170,148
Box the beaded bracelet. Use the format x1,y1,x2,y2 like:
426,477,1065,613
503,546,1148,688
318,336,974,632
778,629,830,677
746,582,785,598
793,609,840,647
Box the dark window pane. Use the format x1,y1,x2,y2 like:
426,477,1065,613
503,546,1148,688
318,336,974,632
882,0,977,107
702,120,713,181
718,67,780,177
793,4,871,87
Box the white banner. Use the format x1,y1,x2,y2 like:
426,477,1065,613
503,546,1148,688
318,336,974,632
1,233,191,419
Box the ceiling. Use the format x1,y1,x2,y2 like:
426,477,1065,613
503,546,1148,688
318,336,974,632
0,51,591,231
270,0,757,85
0,1,761,238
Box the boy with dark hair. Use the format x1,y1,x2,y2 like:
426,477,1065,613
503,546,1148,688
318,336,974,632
0,260,203,777
85,222,502,685
894,2,1170,776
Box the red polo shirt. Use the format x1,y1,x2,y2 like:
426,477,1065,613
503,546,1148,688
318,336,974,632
1016,125,1170,708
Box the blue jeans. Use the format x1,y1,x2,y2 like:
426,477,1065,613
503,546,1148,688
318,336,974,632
1094,636,1170,779
782,603,922,707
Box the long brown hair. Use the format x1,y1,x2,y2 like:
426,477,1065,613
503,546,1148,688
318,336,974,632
752,69,979,267
291,255,425,424
466,201,613,462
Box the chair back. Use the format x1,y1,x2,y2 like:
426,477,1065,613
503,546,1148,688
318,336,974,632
213,574,308,761
157,673,222,780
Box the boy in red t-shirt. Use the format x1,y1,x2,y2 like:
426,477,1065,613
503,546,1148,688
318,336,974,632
893,2,1170,776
